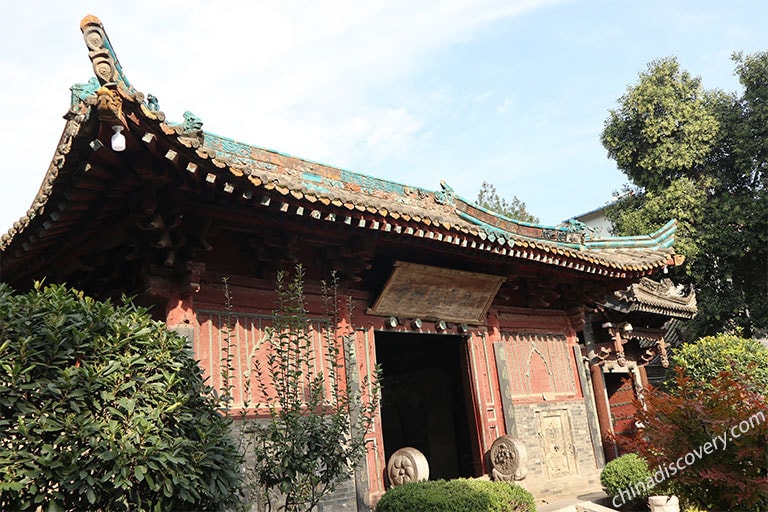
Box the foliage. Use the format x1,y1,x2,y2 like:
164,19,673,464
667,333,768,394
375,478,536,512
241,266,380,512
476,181,539,223
601,57,719,190
624,368,768,511
0,282,242,512
601,53,768,339
599,454,653,506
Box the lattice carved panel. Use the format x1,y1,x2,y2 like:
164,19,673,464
499,332,577,399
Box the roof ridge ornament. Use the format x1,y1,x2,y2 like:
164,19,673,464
173,111,205,148
434,180,456,206
80,15,130,88
556,218,596,237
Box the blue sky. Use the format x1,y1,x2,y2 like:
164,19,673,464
1,1,766,233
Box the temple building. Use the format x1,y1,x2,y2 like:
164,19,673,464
0,15,686,509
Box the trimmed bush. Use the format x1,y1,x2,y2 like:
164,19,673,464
0,283,242,511
600,453,652,507
375,478,536,512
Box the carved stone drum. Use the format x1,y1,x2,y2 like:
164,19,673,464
489,435,527,481
386,447,429,487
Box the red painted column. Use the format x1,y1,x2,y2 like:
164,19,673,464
591,364,618,461
583,313,617,462
166,291,195,328
636,364,650,390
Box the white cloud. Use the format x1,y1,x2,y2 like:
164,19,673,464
0,0,565,230
496,97,515,114
1,0,765,233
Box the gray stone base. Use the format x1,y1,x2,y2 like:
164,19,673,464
509,400,603,499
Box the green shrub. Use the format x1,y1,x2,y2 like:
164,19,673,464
0,283,242,511
668,333,768,394
600,454,652,507
375,478,536,512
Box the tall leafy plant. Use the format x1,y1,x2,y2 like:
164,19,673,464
667,333,768,395
0,282,242,512
242,266,380,512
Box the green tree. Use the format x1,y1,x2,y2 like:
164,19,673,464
242,267,379,512
602,54,768,339
667,333,768,395
475,182,539,223
0,283,242,512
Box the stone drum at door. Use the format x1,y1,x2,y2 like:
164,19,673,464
489,435,527,481
386,447,429,487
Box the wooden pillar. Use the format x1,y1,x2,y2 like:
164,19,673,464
591,364,617,461
583,313,617,463
145,261,204,348
573,344,606,469
636,364,650,390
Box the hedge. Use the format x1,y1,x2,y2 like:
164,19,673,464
375,478,536,512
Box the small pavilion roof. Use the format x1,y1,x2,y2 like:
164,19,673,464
604,277,698,319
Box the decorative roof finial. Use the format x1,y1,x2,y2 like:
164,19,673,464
434,180,456,206
80,14,130,88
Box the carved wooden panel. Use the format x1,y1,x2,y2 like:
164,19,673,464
195,309,330,411
354,326,386,496
469,332,502,459
499,332,577,399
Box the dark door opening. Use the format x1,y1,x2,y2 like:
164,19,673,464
375,331,475,480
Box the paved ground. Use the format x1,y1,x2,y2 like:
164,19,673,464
536,488,613,512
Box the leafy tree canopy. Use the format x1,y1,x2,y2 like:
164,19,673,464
667,333,768,395
0,283,242,512
602,53,768,339
475,181,539,224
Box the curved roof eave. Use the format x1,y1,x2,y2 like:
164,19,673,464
0,14,680,281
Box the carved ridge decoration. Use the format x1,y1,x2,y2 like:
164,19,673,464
173,111,205,149
93,86,124,124
367,261,505,325
608,277,698,319
80,15,121,85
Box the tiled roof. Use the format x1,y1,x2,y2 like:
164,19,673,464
0,15,681,280
605,277,698,319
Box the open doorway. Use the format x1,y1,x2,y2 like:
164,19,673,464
375,331,476,480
